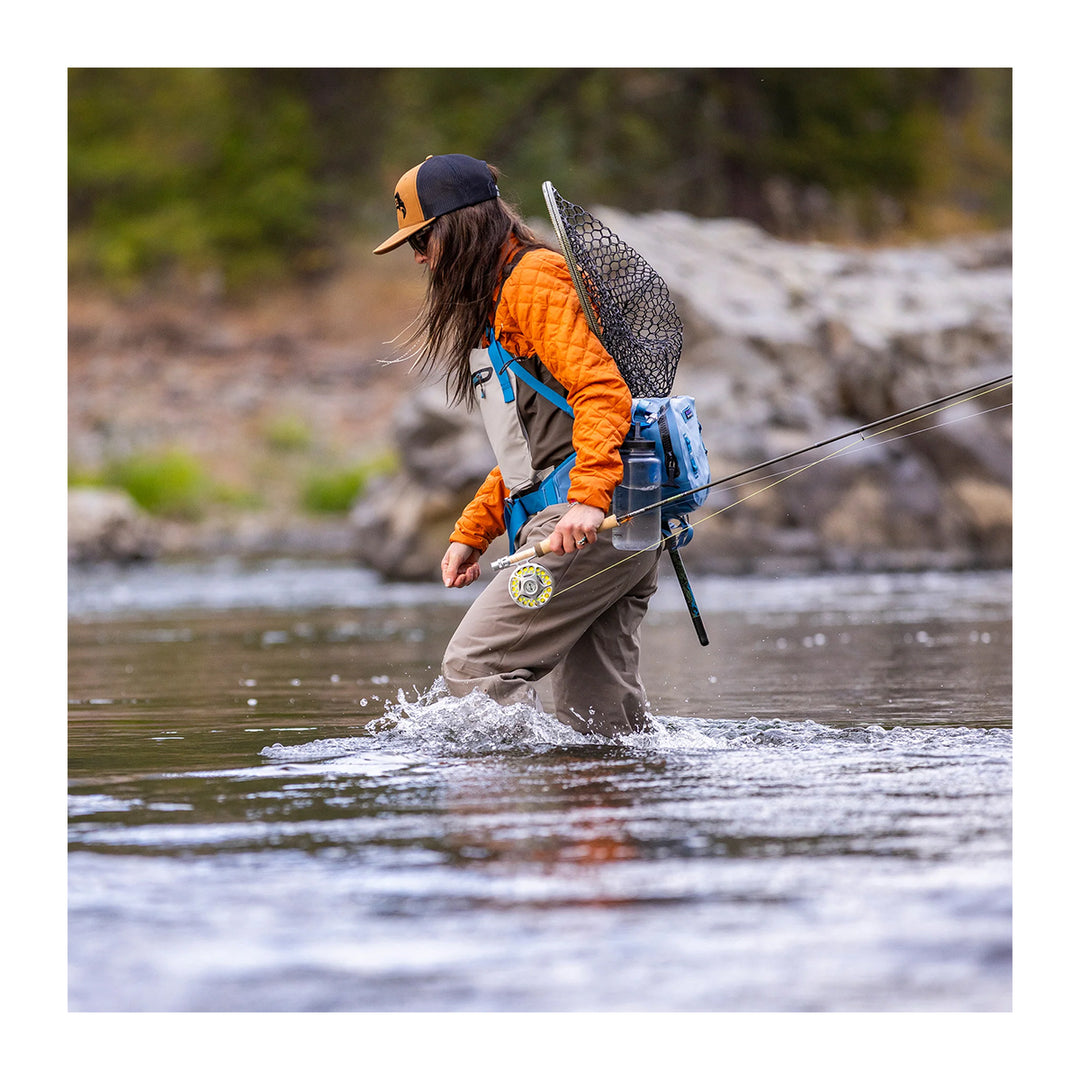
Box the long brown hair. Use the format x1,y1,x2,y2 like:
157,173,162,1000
408,169,553,407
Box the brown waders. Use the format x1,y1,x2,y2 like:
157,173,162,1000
442,503,661,738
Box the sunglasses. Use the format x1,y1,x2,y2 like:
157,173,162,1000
408,223,435,254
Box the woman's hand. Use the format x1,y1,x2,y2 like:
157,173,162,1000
545,502,606,555
441,542,482,588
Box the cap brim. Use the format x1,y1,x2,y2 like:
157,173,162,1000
372,216,436,255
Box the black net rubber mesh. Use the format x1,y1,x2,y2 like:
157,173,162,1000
546,185,683,399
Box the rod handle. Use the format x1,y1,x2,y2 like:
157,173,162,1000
667,545,709,646
490,513,620,571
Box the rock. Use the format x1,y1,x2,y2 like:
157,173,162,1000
349,384,506,580
949,477,1013,566
68,487,160,563
351,477,473,581
595,209,1012,575
395,384,497,490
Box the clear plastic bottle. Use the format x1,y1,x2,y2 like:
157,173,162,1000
612,428,662,550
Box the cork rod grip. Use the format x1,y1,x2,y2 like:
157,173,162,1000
490,513,620,572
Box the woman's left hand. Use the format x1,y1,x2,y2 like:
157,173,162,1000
546,502,606,555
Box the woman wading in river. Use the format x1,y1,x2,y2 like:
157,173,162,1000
374,154,660,737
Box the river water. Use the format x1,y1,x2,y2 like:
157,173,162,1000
68,559,1012,1012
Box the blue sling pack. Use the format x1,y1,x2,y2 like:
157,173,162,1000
630,396,710,520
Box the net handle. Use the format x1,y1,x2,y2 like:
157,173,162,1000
542,180,603,340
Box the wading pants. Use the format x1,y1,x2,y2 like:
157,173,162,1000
442,502,662,737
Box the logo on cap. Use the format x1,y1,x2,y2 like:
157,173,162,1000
395,192,407,219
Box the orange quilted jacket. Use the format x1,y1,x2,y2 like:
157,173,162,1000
449,245,631,552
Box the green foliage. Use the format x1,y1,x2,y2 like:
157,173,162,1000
262,413,314,453
301,451,397,516
102,449,218,520
301,467,367,515
69,68,1012,291
69,69,321,288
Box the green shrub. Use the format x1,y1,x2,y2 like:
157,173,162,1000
301,466,367,515
263,413,313,452
105,449,215,520
301,451,397,515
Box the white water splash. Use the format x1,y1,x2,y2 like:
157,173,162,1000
260,678,1011,765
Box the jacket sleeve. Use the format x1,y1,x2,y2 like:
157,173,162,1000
495,250,631,510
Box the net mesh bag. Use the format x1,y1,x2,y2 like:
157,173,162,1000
543,182,683,399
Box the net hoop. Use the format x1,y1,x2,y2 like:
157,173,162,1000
542,180,683,398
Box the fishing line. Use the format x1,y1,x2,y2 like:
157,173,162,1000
693,398,1013,502
492,373,1011,580
664,396,1013,506
550,379,1012,599
624,374,1013,527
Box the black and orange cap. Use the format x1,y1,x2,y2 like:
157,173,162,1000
373,154,500,254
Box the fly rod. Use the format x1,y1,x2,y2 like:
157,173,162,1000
491,372,1012,573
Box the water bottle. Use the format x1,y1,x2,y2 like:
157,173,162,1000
612,426,662,550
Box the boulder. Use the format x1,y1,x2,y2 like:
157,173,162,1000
349,385,506,581
68,487,160,563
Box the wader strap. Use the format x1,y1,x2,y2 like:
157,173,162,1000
486,328,577,553
504,453,577,554
486,332,575,418
493,356,515,403
511,360,575,417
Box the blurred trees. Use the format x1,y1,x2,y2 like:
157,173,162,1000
68,67,1011,292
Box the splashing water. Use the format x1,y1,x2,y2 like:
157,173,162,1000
261,676,1010,765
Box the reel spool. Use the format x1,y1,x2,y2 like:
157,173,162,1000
507,562,554,609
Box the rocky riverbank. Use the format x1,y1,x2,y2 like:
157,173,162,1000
69,211,1011,577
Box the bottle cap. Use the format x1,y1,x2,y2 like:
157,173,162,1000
621,424,655,454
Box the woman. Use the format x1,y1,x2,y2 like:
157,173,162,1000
374,154,661,737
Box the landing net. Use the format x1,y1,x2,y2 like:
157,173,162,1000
543,181,683,398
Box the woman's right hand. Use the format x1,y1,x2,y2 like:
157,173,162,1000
441,542,482,588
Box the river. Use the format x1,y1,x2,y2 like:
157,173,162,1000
68,559,1011,1012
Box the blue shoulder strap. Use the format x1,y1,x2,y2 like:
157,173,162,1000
487,331,575,418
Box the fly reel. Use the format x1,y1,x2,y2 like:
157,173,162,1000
507,561,554,609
